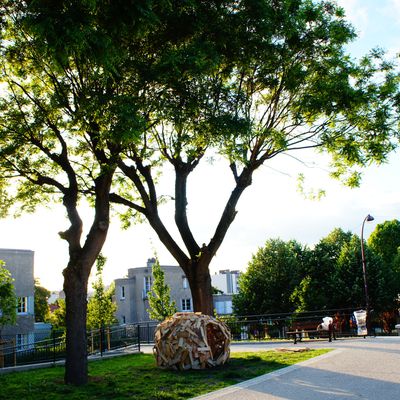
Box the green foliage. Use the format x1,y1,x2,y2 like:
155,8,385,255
233,239,306,315
235,225,400,315
296,174,326,201
102,0,400,317
212,286,223,295
34,279,51,322
368,220,400,266
293,228,353,311
0,260,16,331
147,258,177,321
1,0,399,328
87,255,117,330
49,299,66,330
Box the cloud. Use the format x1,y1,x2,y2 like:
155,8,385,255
336,0,369,37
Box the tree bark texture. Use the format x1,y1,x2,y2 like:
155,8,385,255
63,266,89,385
115,158,256,317
184,258,214,316
62,172,113,385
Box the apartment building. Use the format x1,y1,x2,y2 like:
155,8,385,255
211,269,240,294
212,269,240,315
0,248,35,347
115,258,192,324
115,259,240,323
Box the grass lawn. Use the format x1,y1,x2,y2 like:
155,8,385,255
0,349,330,400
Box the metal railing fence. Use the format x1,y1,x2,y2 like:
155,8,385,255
0,324,142,369
1,308,397,368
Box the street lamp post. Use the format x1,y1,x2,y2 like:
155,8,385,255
361,214,374,334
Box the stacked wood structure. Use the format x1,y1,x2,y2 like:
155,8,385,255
153,312,231,370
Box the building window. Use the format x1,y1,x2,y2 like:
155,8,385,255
120,286,125,300
122,316,126,324
144,276,152,293
16,334,27,350
17,297,28,314
181,298,192,311
182,277,188,289
215,300,233,315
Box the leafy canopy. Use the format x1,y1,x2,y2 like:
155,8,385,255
233,239,305,315
368,219,400,266
108,0,400,316
234,226,400,315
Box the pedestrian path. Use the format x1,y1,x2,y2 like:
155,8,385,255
192,337,400,400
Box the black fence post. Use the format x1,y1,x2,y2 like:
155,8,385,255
137,324,141,352
53,331,56,364
100,327,104,357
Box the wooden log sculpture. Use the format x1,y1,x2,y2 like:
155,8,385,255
153,312,231,370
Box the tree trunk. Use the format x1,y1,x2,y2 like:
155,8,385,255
186,258,214,316
63,265,90,385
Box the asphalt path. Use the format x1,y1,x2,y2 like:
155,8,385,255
189,337,400,400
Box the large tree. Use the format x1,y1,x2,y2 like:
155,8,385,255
0,0,241,383
0,1,156,384
111,0,399,314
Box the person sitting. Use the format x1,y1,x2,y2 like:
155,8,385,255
317,317,336,342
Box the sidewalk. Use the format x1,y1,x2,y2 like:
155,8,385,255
192,337,400,400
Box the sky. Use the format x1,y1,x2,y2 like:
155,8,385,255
1,0,400,291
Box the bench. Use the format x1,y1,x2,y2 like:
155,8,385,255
287,321,336,344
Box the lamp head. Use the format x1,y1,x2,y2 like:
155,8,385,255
366,214,374,222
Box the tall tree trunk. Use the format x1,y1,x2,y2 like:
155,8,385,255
185,257,214,315
61,171,113,385
63,265,89,385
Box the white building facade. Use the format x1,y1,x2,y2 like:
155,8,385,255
212,270,240,315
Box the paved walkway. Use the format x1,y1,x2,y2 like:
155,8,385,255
192,337,400,400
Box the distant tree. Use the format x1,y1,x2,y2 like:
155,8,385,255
212,286,224,295
291,229,353,311
49,299,66,331
0,260,16,336
87,282,117,330
34,279,50,322
332,235,398,313
236,228,400,315
291,228,400,313
147,259,177,321
368,220,400,266
87,255,117,330
233,239,305,315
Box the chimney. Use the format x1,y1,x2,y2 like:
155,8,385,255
147,258,156,268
